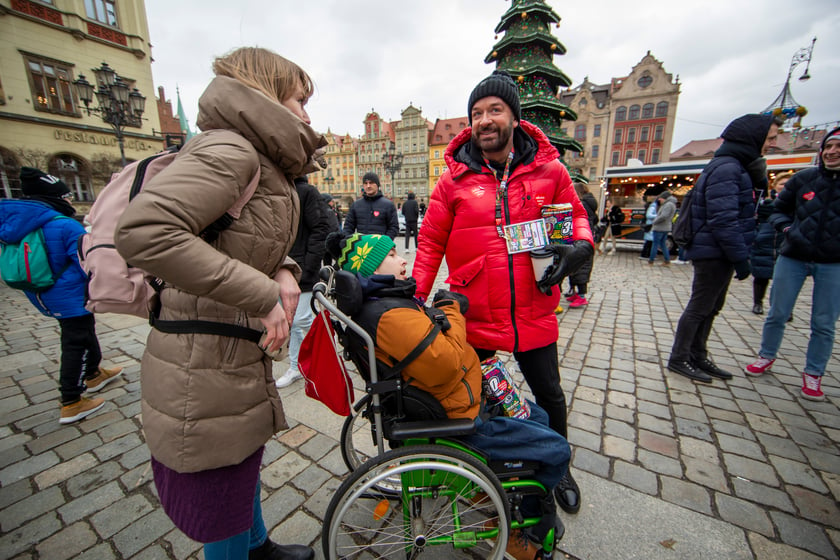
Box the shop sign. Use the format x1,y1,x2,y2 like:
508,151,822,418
53,129,159,152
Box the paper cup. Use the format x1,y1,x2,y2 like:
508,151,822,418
530,247,554,282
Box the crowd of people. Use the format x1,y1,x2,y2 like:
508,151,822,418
1,42,837,560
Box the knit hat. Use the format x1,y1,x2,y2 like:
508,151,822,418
467,70,521,124
321,193,333,202
362,172,380,187
20,167,70,198
333,233,395,277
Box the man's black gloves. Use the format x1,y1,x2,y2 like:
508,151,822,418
734,259,751,281
433,289,469,314
537,240,594,295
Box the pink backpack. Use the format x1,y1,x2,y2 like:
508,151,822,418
79,142,260,319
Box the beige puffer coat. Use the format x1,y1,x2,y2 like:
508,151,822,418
115,76,326,473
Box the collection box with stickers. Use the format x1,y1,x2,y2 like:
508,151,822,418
541,203,574,245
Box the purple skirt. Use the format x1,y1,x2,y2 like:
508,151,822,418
152,446,264,543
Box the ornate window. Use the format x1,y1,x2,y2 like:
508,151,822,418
627,128,636,143
591,145,599,159
637,74,653,88
0,148,22,199
84,0,118,26
652,149,661,164
642,103,654,119
640,127,650,142
654,125,664,141
615,106,627,121
614,129,622,144
24,54,78,116
625,151,633,164
611,151,619,166
638,150,646,163
49,154,94,202
574,124,586,140
593,124,601,137
656,101,669,117
628,105,640,120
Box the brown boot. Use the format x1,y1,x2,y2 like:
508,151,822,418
60,396,105,424
85,366,123,393
506,529,541,560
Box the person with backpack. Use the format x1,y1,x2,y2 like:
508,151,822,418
114,47,325,560
667,113,780,384
0,168,123,424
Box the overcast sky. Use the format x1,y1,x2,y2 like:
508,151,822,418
144,0,839,152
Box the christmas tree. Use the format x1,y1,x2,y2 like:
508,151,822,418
485,0,583,178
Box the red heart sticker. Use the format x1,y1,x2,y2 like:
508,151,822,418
373,210,380,216
802,191,815,201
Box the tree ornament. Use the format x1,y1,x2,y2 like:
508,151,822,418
560,110,566,117
772,108,783,116
492,51,498,58
517,75,525,83
795,106,807,116
551,44,557,51
521,11,527,19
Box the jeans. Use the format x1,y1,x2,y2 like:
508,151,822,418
759,256,840,376
649,231,671,263
475,342,567,437
57,314,102,404
204,484,267,559
460,402,569,491
670,259,734,363
288,292,314,371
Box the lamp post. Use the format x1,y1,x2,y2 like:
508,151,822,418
324,174,335,197
73,62,146,167
762,37,816,128
381,142,403,199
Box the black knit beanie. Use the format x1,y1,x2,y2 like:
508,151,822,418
20,167,71,198
467,70,521,124
362,172,380,187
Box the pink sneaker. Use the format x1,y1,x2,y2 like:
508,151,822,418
801,373,825,401
745,357,775,376
569,295,588,308
565,293,580,303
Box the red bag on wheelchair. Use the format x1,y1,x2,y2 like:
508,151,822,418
299,309,354,416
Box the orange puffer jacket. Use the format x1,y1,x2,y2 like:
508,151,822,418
413,121,594,353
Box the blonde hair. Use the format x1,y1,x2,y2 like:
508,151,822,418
771,171,794,190
212,47,314,103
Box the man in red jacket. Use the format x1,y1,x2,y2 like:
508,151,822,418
413,70,594,516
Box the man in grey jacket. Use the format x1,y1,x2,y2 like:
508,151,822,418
648,191,676,265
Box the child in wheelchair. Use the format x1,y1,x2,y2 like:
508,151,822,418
326,232,571,559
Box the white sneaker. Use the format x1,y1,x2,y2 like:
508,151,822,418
275,367,302,388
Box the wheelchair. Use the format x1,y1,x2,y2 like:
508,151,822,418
313,268,560,559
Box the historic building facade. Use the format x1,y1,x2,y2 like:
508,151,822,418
0,0,163,211
393,104,431,201
428,116,468,196
559,52,680,181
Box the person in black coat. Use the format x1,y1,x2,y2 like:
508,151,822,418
745,128,840,402
342,172,398,239
566,182,597,307
275,177,338,389
598,199,624,254
749,172,792,314
401,191,420,252
667,113,780,383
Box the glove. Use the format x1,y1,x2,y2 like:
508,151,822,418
734,259,751,281
537,240,594,295
433,289,469,314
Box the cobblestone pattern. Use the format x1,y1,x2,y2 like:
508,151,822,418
0,247,838,559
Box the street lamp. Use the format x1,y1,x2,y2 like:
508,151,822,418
761,37,816,128
381,142,403,199
323,174,335,197
73,62,146,167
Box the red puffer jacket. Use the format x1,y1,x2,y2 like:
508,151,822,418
414,121,593,353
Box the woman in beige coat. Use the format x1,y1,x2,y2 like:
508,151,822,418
116,48,325,560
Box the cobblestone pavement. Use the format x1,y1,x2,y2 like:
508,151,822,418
1,245,838,559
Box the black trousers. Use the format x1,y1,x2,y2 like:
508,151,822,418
404,220,418,250
58,314,102,404
753,277,770,305
475,342,567,438
670,259,734,363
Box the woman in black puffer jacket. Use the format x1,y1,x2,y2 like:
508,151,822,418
749,172,792,314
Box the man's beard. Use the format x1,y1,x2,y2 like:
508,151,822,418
472,121,514,155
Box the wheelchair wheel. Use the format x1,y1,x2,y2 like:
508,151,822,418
340,395,374,472
323,444,510,559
